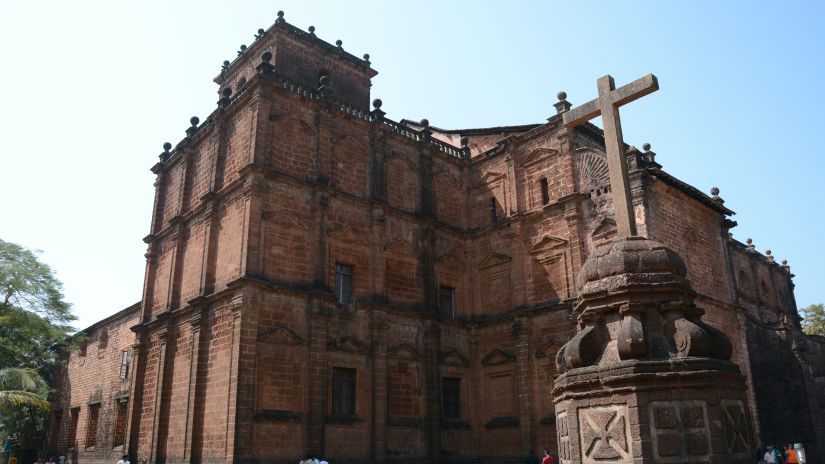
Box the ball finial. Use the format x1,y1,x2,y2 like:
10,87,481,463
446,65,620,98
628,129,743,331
363,53,370,60
372,98,382,109
335,39,343,47
163,142,172,152
308,25,315,33
782,259,788,265
240,44,247,52
257,28,265,36
642,143,651,152
460,136,469,147
420,118,429,128
557,91,567,101
746,238,753,245
222,60,230,67
222,86,232,98
711,186,720,196
261,51,272,63
277,11,284,18
190,116,199,127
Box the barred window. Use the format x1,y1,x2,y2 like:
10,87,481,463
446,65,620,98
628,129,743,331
335,264,354,305
438,286,454,318
442,377,461,419
331,367,357,417
540,178,550,205
119,350,132,380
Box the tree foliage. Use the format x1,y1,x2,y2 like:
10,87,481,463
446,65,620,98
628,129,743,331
0,239,76,442
0,239,76,370
0,368,50,411
800,303,825,337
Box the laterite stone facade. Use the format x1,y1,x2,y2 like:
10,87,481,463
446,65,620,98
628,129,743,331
50,12,825,464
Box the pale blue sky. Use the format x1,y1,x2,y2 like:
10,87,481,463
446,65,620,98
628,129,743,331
1,1,822,330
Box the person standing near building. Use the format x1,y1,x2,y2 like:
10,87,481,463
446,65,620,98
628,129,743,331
116,454,129,464
541,449,554,464
786,444,799,464
764,446,776,464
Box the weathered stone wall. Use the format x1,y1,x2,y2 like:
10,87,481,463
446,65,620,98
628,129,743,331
49,304,140,464
50,15,825,464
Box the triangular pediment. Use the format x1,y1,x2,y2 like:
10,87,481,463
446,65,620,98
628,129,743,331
478,252,512,270
481,348,516,366
520,148,559,168
327,336,368,354
385,238,417,256
592,217,617,238
262,209,309,229
387,343,421,361
257,326,306,345
327,225,368,245
435,253,464,271
474,171,507,188
534,338,565,358
530,235,568,254
439,349,470,367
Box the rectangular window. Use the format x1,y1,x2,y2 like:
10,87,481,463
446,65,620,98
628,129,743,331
68,407,80,448
119,350,132,380
540,178,550,205
490,198,498,223
85,403,100,449
331,367,357,417
335,264,354,305
438,286,455,318
112,399,128,448
442,377,461,419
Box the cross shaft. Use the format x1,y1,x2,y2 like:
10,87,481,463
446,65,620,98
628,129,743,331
563,74,658,238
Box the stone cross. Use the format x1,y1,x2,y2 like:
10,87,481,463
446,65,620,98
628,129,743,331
563,74,659,237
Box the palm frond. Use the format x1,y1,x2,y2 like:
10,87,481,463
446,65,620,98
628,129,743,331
0,390,51,410
0,367,40,391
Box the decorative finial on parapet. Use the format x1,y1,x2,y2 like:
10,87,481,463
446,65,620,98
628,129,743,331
554,90,572,114
221,60,230,73
257,51,274,75
746,238,756,252
186,116,200,137
460,136,469,147
371,98,385,119
781,259,791,272
237,44,247,56
308,25,316,36
335,40,343,49
255,28,265,39
642,142,656,162
710,186,724,204
765,249,775,262
420,119,431,140
218,86,232,108
363,53,371,66
160,142,172,163
276,11,285,24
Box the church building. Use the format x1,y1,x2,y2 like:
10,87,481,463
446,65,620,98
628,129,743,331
48,11,825,464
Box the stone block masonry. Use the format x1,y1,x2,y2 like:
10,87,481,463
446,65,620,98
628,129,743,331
49,10,825,464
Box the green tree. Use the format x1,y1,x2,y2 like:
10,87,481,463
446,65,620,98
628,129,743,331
0,368,50,411
0,239,76,445
800,303,825,336
0,239,76,370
